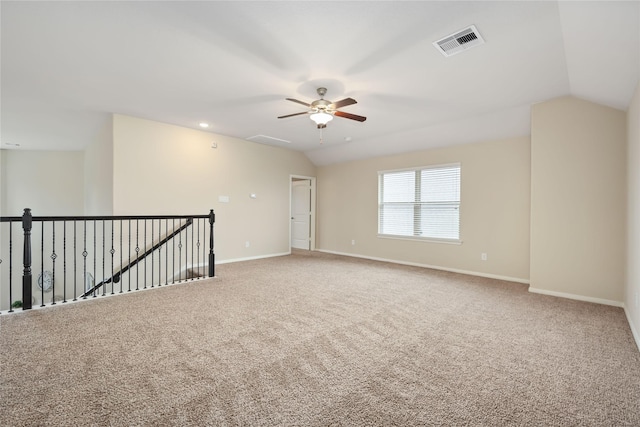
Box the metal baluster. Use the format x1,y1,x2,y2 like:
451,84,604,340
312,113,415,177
73,220,77,301
8,224,13,312
144,220,147,289
41,222,45,307
197,218,200,279
93,220,97,298
165,219,168,286
151,219,154,288
202,218,206,277
51,221,56,305
143,219,147,289
110,220,115,295
128,220,131,292
185,222,188,281
120,219,123,293
135,219,140,291
172,218,175,284
101,220,105,296
63,221,67,303
82,220,88,299
179,224,182,282
191,219,194,280
157,220,161,287
94,220,105,296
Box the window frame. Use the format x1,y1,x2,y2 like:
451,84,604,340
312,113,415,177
377,163,462,244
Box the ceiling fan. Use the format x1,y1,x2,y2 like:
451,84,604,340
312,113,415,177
277,87,367,129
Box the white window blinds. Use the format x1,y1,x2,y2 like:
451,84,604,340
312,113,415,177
378,164,460,241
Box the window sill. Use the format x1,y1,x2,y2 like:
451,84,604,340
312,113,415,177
377,234,462,245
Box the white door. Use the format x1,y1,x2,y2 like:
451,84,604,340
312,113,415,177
291,180,311,250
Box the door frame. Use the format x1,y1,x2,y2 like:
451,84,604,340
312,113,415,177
289,174,316,252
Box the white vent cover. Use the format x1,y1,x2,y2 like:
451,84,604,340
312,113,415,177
433,25,484,57
247,134,291,145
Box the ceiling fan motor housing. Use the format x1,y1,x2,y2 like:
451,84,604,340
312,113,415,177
312,99,332,112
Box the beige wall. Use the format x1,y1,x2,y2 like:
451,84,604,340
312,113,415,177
1,150,85,216
317,137,531,282
531,96,626,304
84,116,114,215
627,81,640,343
0,150,86,309
112,114,316,262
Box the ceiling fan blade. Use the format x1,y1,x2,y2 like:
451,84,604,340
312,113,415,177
286,98,311,107
278,111,309,119
332,98,357,109
334,111,367,122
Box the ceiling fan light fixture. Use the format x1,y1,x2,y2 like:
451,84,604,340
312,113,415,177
310,111,333,125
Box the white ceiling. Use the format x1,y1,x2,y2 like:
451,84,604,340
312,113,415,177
1,1,639,166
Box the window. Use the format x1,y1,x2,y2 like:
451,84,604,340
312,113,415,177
378,164,460,242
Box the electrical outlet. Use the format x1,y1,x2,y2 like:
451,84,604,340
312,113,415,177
245,241,250,248
351,240,356,245
481,253,487,261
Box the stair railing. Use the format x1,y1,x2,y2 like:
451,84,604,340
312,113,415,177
0,209,215,312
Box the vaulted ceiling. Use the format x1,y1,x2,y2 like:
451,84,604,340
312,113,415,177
2,1,639,166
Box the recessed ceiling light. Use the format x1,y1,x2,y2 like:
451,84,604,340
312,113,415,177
199,122,210,128
344,136,353,142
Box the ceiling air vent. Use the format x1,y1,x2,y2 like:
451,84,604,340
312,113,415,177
433,25,485,57
247,134,291,145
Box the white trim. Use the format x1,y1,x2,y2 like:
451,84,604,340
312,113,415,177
528,287,623,307
0,275,214,316
289,174,316,251
377,162,461,175
216,251,290,265
173,262,211,282
316,249,529,284
377,164,461,242
624,305,640,352
377,234,462,245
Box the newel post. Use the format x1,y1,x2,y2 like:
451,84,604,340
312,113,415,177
22,208,33,310
208,209,215,278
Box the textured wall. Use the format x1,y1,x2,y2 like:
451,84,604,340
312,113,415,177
112,114,317,262
1,150,85,216
626,81,640,344
317,136,531,282
531,96,626,304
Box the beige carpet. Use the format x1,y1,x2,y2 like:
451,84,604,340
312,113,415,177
1,250,639,426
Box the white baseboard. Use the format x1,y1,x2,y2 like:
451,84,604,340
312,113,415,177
624,305,640,351
316,249,530,284
0,274,212,316
216,251,290,265
528,287,623,307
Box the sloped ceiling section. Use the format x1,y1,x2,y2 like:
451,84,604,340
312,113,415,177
1,1,638,166
559,1,640,110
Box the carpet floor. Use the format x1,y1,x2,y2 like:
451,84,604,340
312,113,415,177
1,250,639,426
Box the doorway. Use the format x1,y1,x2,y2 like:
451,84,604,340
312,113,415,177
290,175,316,251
